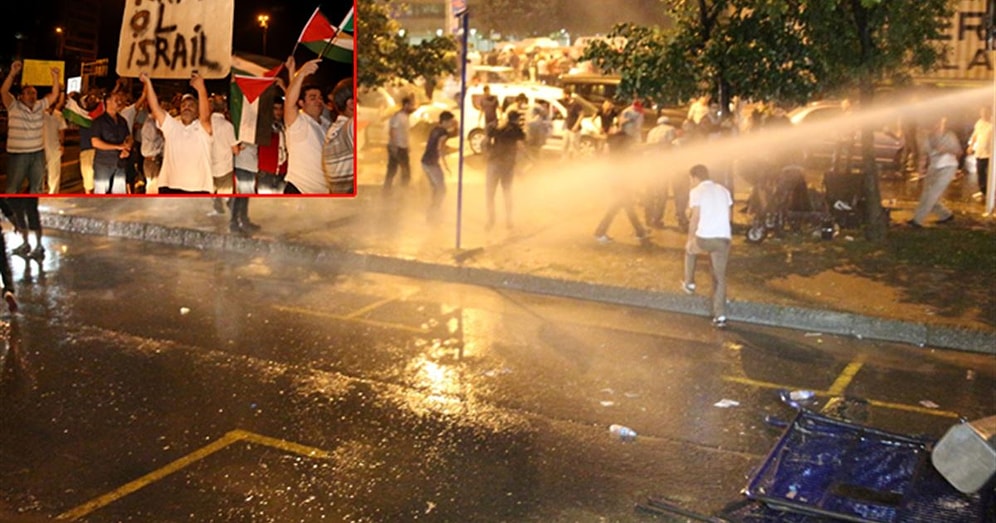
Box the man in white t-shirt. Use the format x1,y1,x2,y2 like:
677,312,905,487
384,96,415,192
282,56,329,194
967,106,993,200
683,164,733,328
42,92,67,193
139,72,214,193
210,95,237,213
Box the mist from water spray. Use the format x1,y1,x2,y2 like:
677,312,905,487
359,85,993,253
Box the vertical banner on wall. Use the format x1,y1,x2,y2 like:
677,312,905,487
117,0,234,79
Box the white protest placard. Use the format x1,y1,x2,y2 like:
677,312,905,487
117,0,234,79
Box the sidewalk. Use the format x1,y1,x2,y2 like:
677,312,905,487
34,179,996,354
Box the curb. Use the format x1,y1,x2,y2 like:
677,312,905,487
40,211,996,355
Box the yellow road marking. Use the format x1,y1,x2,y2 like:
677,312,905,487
722,374,960,419
57,430,330,521
722,375,796,390
344,296,401,320
273,305,426,333
234,430,332,459
866,399,960,418
827,355,866,396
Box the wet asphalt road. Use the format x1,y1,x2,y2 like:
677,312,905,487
0,231,992,522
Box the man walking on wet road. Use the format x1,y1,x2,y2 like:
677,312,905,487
683,164,733,328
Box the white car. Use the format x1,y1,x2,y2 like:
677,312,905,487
356,85,454,150
458,83,601,155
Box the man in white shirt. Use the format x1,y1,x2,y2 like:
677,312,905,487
967,106,993,200
282,56,328,194
683,164,733,328
139,72,214,193
210,95,237,213
384,96,415,192
140,102,166,194
42,92,67,193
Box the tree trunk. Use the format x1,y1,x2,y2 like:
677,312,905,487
859,80,886,241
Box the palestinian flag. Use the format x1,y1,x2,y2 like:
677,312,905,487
62,97,104,128
298,7,354,64
230,75,279,146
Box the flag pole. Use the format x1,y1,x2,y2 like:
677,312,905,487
317,8,353,61
455,10,469,250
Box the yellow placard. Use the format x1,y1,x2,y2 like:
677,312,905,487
116,0,234,79
22,59,65,87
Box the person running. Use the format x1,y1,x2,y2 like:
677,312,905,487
0,200,19,313
908,116,960,227
683,164,733,328
7,197,45,262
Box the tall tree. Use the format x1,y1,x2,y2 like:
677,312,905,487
473,0,558,39
357,0,458,94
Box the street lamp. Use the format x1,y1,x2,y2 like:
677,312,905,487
257,14,270,56
55,26,65,59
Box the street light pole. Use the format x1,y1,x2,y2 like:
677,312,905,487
257,14,270,56
55,26,65,59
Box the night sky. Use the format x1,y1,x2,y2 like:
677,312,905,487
0,0,354,87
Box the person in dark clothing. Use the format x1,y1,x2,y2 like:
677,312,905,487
485,110,526,230
421,111,458,221
90,92,133,194
0,200,19,312
593,129,649,244
478,85,500,131
6,197,44,261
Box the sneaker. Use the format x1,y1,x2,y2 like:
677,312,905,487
936,214,954,224
907,219,923,229
27,246,45,261
712,316,728,328
595,234,613,244
3,291,16,313
11,243,30,257
681,281,696,295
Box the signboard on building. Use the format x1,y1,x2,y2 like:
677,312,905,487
918,0,994,84
116,0,234,79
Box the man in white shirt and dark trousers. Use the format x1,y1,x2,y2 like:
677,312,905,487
683,164,733,328
384,96,415,192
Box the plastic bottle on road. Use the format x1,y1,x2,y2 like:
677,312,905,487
609,424,637,442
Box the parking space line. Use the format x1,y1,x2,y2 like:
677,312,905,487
233,429,332,458
273,305,426,334
866,399,960,418
343,296,401,320
57,430,331,521
57,430,243,520
827,355,866,396
722,375,961,419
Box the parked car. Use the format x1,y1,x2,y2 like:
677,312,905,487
356,84,455,150
788,101,905,173
458,83,602,155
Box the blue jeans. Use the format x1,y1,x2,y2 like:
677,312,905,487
6,151,46,194
422,162,446,212
93,163,128,194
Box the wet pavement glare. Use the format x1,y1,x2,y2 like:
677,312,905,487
0,232,992,522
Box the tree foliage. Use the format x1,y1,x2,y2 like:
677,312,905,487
473,0,559,39
584,0,953,240
357,1,458,89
